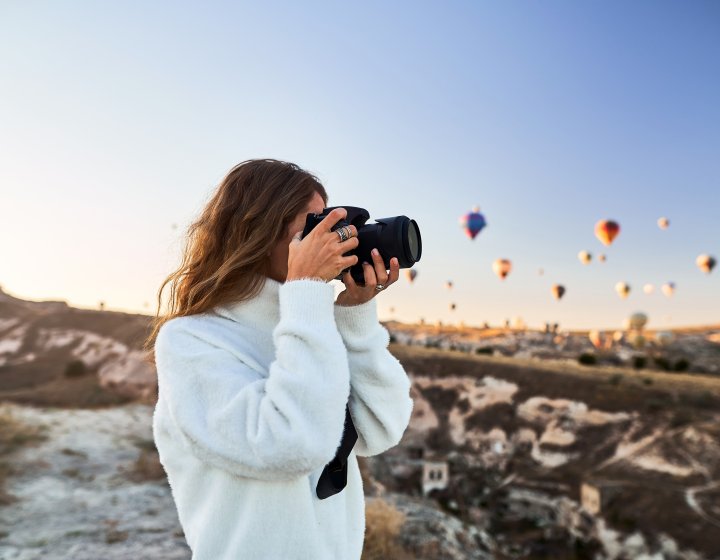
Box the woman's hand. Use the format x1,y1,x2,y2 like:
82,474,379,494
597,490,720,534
287,207,360,283
335,248,400,306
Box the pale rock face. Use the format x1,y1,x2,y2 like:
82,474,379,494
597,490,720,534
98,350,157,399
408,384,440,432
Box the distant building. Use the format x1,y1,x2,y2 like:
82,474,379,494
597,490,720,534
581,480,622,515
422,460,449,496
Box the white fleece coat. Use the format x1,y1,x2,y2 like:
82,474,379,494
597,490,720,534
152,276,414,560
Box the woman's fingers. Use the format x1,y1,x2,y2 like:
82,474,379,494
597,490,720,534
362,260,377,289
388,257,400,285
370,249,389,284
317,207,347,233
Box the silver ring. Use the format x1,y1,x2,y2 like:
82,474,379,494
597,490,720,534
336,226,350,242
375,283,385,291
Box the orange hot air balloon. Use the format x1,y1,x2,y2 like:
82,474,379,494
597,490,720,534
551,284,566,300
405,269,417,283
492,259,512,280
615,281,631,299
595,220,620,246
657,217,670,230
696,254,716,274
588,330,610,350
578,250,592,265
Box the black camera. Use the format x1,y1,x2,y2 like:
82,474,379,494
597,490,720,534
301,206,422,285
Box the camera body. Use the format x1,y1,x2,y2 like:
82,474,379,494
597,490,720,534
301,206,422,284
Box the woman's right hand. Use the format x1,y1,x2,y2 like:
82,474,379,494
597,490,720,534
287,207,360,283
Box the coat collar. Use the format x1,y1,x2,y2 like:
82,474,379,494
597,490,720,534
212,275,282,330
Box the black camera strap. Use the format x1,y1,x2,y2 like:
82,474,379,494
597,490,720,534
316,403,357,500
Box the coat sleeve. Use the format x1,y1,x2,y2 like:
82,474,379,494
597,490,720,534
153,279,351,481
333,298,414,457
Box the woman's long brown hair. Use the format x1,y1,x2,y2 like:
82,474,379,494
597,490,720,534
142,158,328,363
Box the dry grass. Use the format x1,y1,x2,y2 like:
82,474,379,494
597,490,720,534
126,437,166,482
0,406,49,504
389,343,720,399
362,498,413,560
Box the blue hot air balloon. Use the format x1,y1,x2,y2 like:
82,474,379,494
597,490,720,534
459,206,487,240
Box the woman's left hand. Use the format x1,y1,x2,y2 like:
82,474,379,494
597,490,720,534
335,248,400,306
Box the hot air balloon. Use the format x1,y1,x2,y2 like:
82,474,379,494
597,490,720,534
643,284,655,295
449,302,456,311
657,217,670,230
578,251,592,265
492,259,512,280
589,330,610,350
615,282,631,299
445,280,453,290
661,282,676,297
459,206,487,240
655,331,674,346
627,312,648,331
595,220,620,246
405,269,417,283
551,284,566,300
612,330,625,343
598,254,607,263
696,254,716,274
629,333,647,349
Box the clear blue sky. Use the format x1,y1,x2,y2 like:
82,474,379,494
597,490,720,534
1,1,718,330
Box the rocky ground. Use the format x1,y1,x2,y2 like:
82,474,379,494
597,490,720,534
0,402,190,560
2,289,720,559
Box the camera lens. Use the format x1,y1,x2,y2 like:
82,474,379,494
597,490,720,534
406,220,421,262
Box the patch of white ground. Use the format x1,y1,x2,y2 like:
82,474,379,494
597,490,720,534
517,397,633,469
0,402,189,560
598,423,720,479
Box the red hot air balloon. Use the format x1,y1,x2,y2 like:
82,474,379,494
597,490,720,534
595,220,620,246
459,206,487,240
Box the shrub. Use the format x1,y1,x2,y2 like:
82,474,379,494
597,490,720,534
645,398,666,413
475,347,494,355
670,409,693,428
578,353,597,365
653,356,671,371
64,359,87,378
362,499,413,560
673,359,690,372
632,356,647,369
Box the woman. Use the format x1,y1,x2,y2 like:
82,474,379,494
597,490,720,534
145,159,414,560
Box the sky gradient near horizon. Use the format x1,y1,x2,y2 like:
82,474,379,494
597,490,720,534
1,1,719,330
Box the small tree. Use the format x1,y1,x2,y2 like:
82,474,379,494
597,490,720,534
64,360,87,378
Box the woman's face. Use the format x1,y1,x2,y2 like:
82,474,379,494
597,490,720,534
267,191,326,283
